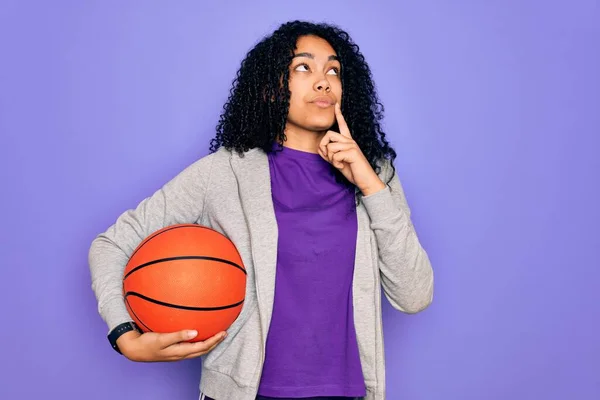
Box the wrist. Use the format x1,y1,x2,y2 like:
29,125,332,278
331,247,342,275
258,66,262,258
117,330,142,358
360,177,386,197
107,321,140,355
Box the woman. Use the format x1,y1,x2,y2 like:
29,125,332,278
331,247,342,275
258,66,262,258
89,20,434,400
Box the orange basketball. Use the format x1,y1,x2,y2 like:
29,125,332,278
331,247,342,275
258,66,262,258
122,224,246,342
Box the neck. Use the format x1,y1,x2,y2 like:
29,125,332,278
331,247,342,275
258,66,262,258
278,123,328,154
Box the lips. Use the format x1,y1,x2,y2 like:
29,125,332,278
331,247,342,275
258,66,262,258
310,96,335,108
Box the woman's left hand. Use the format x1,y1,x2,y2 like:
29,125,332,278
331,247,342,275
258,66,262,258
318,102,386,196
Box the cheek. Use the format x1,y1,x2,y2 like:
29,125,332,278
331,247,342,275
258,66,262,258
332,81,343,100
288,90,304,115
288,83,306,112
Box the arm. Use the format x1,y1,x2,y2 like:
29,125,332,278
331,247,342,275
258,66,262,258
88,154,214,333
361,160,434,313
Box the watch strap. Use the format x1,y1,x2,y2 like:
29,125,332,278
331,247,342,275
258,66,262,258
107,321,139,354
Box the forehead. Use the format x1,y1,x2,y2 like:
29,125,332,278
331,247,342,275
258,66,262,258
294,35,337,57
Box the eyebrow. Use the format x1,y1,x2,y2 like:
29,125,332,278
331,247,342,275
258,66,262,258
293,52,339,61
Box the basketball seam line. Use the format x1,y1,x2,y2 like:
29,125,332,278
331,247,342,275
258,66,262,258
125,296,154,332
129,224,199,260
125,291,245,311
129,224,218,260
123,255,247,280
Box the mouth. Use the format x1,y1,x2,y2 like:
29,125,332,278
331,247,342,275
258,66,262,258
309,96,335,108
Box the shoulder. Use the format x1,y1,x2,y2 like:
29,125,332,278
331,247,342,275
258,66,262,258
183,146,262,181
185,146,238,173
203,146,262,163
164,147,236,188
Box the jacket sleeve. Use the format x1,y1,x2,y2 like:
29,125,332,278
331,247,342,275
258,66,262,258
88,154,214,333
361,159,434,313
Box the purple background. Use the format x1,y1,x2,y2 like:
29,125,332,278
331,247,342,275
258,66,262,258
1,1,598,399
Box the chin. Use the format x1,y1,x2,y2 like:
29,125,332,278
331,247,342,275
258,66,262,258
305,117,335,132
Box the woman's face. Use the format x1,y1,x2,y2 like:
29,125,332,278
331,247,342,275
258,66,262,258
286,35,342,133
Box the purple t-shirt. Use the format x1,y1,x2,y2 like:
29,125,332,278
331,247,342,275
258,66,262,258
257,143,366,398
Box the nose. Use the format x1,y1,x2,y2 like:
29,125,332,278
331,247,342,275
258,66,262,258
314,76,331,93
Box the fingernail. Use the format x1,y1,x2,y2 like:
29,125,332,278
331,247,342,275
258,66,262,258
188,330,198,338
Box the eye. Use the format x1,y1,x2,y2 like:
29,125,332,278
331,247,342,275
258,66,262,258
327,67,340,76
295,63,310,72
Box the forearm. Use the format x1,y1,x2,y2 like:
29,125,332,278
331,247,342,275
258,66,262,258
362,161,434,313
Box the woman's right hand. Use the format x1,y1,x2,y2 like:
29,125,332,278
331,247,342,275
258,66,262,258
116,329,227,362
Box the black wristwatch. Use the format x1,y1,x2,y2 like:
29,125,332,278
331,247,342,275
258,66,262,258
107,321,139,354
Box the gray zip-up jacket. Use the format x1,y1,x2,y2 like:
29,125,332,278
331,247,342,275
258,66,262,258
88,146,434,400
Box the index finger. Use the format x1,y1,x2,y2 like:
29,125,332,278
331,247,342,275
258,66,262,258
335,102,352,138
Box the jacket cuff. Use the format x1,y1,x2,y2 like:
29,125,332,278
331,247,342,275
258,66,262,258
361,185,402,222
101,297,134,333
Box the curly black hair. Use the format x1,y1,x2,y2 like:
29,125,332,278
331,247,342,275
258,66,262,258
209,20,397,192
